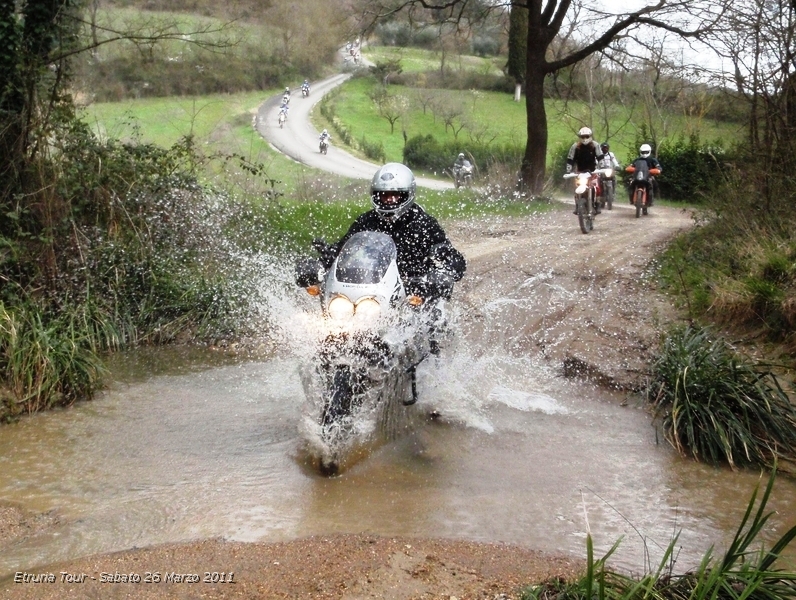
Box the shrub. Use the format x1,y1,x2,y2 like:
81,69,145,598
360,136,386,163
649,325,796,469
403,134,446,172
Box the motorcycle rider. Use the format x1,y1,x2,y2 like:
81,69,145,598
319,129,331,148
598,142,620,208
600,143,620,169
627,143,662,205
302,164,466,402
301,79,310,95
452,152,471,186
566,127,605,214
316,163,466,302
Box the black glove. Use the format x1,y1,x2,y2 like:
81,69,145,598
295,257,322,287
405,270,454,300
312,238,336,269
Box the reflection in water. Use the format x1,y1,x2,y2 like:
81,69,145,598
1,344,794,578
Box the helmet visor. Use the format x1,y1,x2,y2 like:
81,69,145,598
640,151,650,157
372,190,410,212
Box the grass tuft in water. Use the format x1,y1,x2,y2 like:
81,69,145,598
521,468,796,599
648,325,796,469
0,302,107,417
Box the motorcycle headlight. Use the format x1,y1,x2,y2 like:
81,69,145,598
327,295,354,321
603,168,613,178
577,173,590,186
354,297,380,322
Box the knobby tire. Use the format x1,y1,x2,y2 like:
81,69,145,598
577,196,592,234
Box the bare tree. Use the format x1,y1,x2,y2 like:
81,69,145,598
705,0,795,205
355,0,724,195
372,88,408,133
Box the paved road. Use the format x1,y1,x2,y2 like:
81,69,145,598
254,73,452,191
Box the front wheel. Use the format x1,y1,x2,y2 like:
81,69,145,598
605,180,614,210
577,195,592,234
635,188,644,218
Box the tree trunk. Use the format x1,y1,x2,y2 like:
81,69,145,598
521,46,548,196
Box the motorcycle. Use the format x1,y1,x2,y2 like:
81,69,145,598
625,160,661,218
563,169,610,234
278,111,286,128
599,168,616,210
319,136,330,154
294,231,446,475
301,84,310,97
453,160,474,189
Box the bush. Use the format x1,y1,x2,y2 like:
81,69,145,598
655,133,730,201
471,35,500,57
649,325,796,469
360,136,386,163
403,134,447,172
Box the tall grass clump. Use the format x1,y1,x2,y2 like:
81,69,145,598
648,325,796,469
523,468,796,600
0,302,106,418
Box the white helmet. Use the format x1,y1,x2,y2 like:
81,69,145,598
370,163,416,219
578,127,592,144
458,153,465,160
322,129,327,135
639,143,652,157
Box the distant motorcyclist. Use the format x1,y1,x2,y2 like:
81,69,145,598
566,127,605,213
627,143,662,205
301,80,310,95
319,129,331,143
452,152,473,187
316,163,466,302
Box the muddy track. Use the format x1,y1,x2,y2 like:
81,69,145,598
451,200,694,391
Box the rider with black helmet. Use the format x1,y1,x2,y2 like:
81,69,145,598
316,163,466,300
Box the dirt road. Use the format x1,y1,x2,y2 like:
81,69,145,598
451,200,694,391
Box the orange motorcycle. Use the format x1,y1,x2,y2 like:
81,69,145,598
625,160,661,218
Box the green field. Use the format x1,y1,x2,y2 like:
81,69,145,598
364,45,503,76
319,63,744,168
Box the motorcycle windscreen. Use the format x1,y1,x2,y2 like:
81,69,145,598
633,158,650,181
334,231,397,284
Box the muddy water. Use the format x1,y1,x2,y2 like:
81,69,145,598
1,337,795,578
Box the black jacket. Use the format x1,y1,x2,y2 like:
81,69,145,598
566,140,604,173
324,204,466,283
